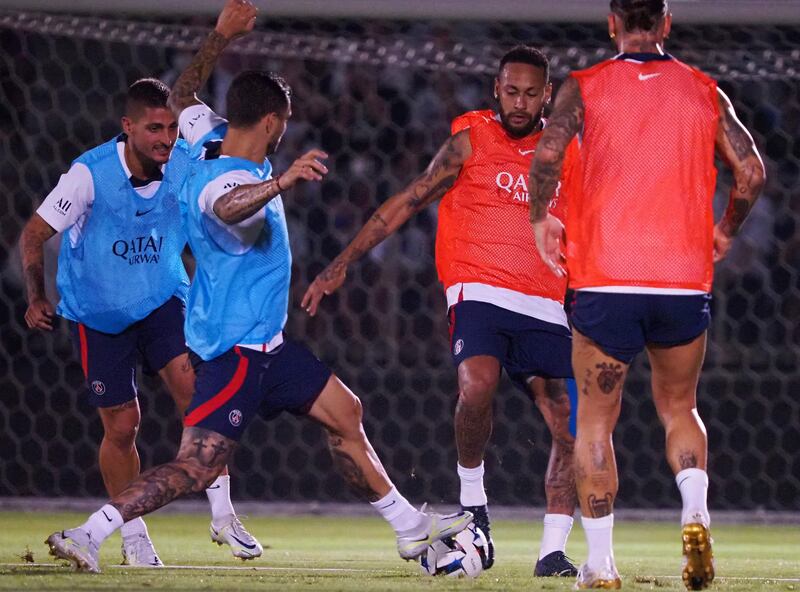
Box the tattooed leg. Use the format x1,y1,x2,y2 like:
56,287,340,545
308,376,391,502
98,400,142,497
111,427,235,522
529,377,577,515
572,329,627,518
647,333,708,475
455,356,501,468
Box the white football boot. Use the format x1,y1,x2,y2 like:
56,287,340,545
121,532,164,567
46,528,101,573
210,516,263,560
396,507,474,560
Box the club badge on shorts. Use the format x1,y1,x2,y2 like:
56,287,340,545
229,409,243,427
454,339,464,356
91,380,106,396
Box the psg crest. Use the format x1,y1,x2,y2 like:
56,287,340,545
90,381,106,396
228,409,243,427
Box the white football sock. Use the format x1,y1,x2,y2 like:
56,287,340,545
120,516,147,539
676,468,710,526
458,462,488,507
81,504,124,544
539,513,573,559
370,487,423,534
207,475,236,528
582,514,614,568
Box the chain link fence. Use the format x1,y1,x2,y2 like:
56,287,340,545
0,10,798,511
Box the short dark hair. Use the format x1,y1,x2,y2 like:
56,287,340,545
125,78,170,116
498,45,550,81
610,0,668,32
226,70,292,129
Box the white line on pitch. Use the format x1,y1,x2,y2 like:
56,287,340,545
0,562,373,573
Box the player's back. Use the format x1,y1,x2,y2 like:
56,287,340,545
568,55,719,292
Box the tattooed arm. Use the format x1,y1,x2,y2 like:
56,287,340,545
528,76,584,277
213,149,329,224
20,214,57,331
713,88,766,262
167,0,257,117
301,129,471,316
111,427,236,522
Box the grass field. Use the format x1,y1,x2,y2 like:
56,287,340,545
0,511,797,591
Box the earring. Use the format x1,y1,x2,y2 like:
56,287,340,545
610,32,616,39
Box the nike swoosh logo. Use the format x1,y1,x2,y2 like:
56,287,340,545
377,500,396,510
135,208,155,217
638,73,662,81
519,149,536,156
102,510,112,522
230,534,258,550
207,484,221,490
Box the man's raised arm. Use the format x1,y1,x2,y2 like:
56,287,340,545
167,0,257,118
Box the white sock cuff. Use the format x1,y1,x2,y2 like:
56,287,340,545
675,468,708,487
207,474,231,491
457,462,485,478
581,514,614,530
101,504,124,526
543,513,574,528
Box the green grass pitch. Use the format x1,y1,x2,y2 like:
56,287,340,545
0,511,797,591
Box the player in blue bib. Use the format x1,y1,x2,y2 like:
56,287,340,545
22,31,260,566
46,0,472,573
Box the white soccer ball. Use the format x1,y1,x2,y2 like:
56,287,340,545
418,523,488,578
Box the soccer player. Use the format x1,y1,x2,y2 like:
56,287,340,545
528,1,766,589
303,46,582,576
21,78,261,565
45,5,472,574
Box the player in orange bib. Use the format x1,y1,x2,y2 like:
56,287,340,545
303,46,582,576
528,1,766,589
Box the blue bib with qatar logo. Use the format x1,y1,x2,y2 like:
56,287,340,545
56,137,191,333
181,155,290,361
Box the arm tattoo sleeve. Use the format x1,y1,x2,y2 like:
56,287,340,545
529,77,584,222
715,88,766,237
168,30,230,114
213,177,283,224
20,216,56,302
329,130,469,271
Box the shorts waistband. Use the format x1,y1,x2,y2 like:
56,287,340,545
237,332,284,353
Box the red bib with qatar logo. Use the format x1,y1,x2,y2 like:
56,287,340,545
435,110,580,303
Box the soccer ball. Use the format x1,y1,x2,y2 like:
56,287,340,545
418,523,488,578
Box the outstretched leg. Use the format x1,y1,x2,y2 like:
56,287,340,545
308,375,473,559
47,427,235,573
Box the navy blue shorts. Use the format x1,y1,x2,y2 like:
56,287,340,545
69,296,187,408
570,291,712,365
448,301,574,392
184,339,332,441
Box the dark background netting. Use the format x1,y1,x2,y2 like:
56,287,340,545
0,11,798,510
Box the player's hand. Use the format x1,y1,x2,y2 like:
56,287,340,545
215,0,258,40
278,150,329,190
531,214,567,278
713,223,734,262
301,261,347,316
25,297,55,331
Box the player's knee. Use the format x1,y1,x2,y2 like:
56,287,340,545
458,375,496,408
103,415,140,448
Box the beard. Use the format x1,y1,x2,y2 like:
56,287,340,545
498,109,542,139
